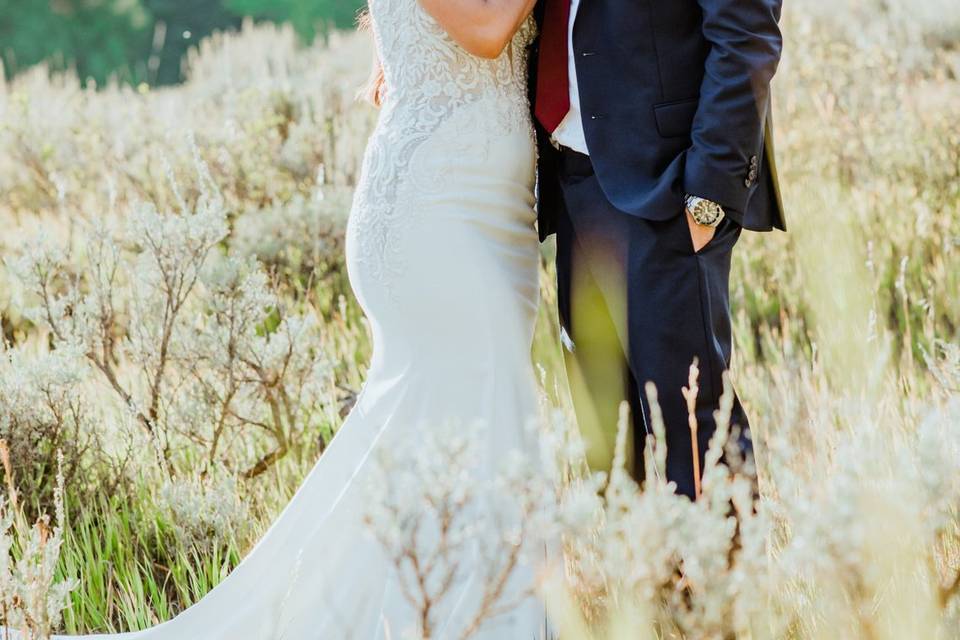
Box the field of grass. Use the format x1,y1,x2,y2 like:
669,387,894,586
1,2,959,638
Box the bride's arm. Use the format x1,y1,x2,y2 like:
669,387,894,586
418,0,538,59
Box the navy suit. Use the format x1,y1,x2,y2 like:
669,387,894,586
532,0,784,498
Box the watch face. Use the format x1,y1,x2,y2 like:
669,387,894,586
694,202,719,225
687,197,724,226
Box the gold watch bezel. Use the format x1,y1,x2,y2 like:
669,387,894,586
686,196,725,228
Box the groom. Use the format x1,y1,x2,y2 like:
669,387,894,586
531,0,785,499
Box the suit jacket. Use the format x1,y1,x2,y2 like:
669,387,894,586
530,0,786,240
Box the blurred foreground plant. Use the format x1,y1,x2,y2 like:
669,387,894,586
539,357,960,639
363,420,555,640
0,442,77,640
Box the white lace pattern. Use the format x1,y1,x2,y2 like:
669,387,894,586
350,0,537,295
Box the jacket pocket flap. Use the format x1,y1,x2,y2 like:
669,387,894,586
653,98,699,138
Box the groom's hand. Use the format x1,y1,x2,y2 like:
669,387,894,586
686,210,717,253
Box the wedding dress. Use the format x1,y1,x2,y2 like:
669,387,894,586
14,1,548,638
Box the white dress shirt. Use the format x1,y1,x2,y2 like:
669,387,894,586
550,0,590,155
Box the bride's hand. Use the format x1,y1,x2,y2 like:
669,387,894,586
418,0,538,59
361,53,385,107
358,11,385,107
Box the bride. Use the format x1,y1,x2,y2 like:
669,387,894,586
11,0,552,638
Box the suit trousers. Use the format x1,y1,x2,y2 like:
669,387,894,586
554,147,751,499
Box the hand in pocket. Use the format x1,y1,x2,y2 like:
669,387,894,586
686,210,717,253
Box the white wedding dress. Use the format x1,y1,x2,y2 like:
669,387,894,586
14,1,548,639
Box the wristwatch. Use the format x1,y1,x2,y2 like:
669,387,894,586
685,195,725,228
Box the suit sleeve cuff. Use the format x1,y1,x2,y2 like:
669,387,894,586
684,149,755,216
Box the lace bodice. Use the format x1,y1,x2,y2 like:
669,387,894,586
349,0,537,295
371,0,535,132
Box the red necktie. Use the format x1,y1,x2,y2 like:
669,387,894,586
535,0,572,133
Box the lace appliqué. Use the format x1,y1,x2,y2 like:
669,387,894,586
349,0,536,299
